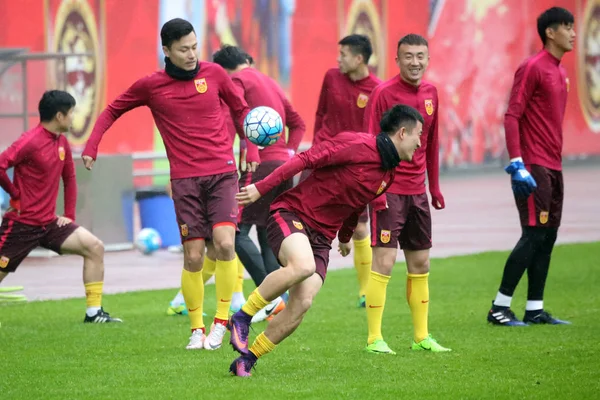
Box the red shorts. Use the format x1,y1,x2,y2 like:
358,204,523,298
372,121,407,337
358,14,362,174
0,218,78,273
515,165,563,228
238,160,293,227
370,193,432,250
266,209,331,282
170,172,238,242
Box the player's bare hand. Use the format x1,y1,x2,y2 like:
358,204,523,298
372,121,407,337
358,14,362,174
82,155,95,170
338,241,352,257
4,198,20,216
57,216,72,227
236,184,261,205
3,206,16,217
430,190,445,210
247,161,259,172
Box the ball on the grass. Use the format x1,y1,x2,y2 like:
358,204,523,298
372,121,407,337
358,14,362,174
135,228,162,255
243,106,283,147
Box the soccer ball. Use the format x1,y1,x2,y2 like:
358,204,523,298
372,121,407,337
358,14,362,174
135,228,162,255
243,106,283,146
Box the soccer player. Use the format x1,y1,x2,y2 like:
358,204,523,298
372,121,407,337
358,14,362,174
165,51,257,319
213,45,305,316
487,7,575,326
363,34,450,354
305,34,381,308
0,90,121,323
82,18,258,349
228,105,424,377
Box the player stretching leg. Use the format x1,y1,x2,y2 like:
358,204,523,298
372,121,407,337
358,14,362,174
303,35,381,307
364,34,450,354
228,105,423,377
213,45,305,322
488,7,575,326
82,18,257,349
0,91,121,323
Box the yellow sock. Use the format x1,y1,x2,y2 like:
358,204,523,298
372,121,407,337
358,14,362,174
234,255,245,293
84,281,103,308
407,273,429,343
241,289,270,317
181,269,204,331
249,332,276,358
366,271,390,344
215,258,237,320
353,237,372,297
202,256,216,284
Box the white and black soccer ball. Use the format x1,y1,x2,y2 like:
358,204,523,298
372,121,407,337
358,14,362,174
243,106,283,147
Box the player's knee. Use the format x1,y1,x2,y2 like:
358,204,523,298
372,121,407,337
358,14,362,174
372,251,395,275
289,259,316,281
85,236,104,261
352,223,369,241
288,292,314,317
296,295,314,315
213,236,235,259
184,250,204,270
408,257,430,274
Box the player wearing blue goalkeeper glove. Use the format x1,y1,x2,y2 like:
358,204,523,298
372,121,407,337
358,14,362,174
487,6,574,327
505,158,537,198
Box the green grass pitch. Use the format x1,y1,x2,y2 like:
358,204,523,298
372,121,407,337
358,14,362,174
1,242,599,399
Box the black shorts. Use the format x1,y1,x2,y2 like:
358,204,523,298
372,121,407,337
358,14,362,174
0,218,78,273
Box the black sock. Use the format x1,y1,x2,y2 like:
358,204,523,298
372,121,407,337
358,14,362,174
257,226,280,276
526,227,558,303
234,224,267,287
498,227,547,298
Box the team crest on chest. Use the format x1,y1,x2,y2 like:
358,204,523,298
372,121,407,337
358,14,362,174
58,146,65,161
292,220,304,230
376,180,387,195
0,256,9,269
194,78,208,94
357,93,369,108
424,99,434,116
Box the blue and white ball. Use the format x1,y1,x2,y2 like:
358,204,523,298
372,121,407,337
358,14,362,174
243,106,283,147
135,228,162,255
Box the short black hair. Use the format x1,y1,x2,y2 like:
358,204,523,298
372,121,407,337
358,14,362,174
338,34,373,64
380,104,424,134
397,34,428,53
243,52,254,65
212,45,248,70
537,7,574,45
161,18,195,48
38,90,76,122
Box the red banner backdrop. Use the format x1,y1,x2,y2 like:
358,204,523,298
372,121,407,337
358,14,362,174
1,0,598,168
0,0,46,147
45,0,105,151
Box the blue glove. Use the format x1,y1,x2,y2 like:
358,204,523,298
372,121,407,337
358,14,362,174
505,160,537,198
